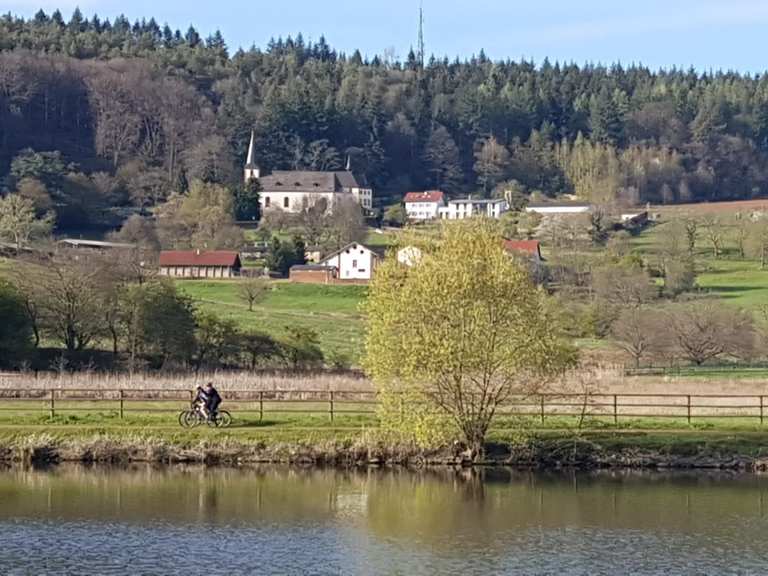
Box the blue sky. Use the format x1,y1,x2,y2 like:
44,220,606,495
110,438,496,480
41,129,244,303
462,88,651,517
6,0,768,72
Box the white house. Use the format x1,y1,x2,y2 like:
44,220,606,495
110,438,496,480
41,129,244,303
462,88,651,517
439,198,508,220
404,190,446,220
243,131,373,214
525,202,591,216
318,242,384,282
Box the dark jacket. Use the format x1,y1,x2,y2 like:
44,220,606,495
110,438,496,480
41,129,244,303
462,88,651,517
205,387,221,409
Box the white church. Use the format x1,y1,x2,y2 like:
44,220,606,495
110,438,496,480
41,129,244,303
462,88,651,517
244,132,373,214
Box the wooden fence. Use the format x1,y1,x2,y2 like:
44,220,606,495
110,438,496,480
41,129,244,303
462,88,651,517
1,389,768,425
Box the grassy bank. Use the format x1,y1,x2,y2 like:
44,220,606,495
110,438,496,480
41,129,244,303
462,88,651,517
2,425,768,469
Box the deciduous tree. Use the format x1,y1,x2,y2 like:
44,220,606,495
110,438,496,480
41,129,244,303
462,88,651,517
364,221,574,455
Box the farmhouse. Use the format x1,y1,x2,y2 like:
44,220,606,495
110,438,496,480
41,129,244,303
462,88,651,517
159,250,242,279
439,197,508,220
404,190,446,220
244,131,373,214
317,242,384,282
291,242,384,283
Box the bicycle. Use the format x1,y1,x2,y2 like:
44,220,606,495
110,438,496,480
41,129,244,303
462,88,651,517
178,403,232,428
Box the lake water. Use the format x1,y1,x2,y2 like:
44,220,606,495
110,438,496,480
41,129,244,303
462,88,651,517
0,466,767,575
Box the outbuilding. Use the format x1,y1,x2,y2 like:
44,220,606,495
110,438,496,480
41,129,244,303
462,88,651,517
159,250,242,279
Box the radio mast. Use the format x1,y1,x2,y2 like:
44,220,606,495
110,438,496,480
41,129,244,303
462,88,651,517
417,2,425,69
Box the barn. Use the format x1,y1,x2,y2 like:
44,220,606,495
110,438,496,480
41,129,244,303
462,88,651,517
159,250,242,279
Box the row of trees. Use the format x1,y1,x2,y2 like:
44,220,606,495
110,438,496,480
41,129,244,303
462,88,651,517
611,302,757,367
4,10,768,233
0,251,326,371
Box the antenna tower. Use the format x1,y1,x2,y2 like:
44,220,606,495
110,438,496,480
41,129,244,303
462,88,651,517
417,2,425,69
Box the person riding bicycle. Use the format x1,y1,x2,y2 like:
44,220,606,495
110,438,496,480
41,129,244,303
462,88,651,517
203,382,222,421
193,385,208,416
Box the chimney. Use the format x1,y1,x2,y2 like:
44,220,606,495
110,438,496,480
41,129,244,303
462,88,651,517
196,249,201,256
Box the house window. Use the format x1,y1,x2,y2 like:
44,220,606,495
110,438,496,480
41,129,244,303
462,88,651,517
352,259,358,268
265,197,271,207
283,197,289,208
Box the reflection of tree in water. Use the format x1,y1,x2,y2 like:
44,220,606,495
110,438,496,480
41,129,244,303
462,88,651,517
198,484,219,519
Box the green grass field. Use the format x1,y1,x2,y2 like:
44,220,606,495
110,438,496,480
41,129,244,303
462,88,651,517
632,215,768,311
179,281,367,361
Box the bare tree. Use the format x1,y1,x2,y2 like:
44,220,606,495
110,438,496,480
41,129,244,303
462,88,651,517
592,266,658,308
682,217,698,256
16,253,117,352
323,196,367,252
238,276,269,312
296,197,329,248
86,66,141,167
747,214,768,269
701,215,725,259
667,302,756,365
733,212,748,258
611,308,664,367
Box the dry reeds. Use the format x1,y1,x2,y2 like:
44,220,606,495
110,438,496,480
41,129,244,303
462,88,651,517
0,370,374,392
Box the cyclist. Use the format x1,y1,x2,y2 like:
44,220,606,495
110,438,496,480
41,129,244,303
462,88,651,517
204,382,222,421
193,385,209,418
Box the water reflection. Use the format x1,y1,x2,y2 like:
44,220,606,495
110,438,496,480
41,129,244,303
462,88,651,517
0,465,766,575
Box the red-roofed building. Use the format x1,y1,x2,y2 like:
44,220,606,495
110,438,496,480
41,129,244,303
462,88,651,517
502,240,543,263
159,250,242,279
404,190,446,221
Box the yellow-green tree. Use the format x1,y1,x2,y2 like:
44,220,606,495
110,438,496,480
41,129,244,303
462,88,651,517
364,221,574,455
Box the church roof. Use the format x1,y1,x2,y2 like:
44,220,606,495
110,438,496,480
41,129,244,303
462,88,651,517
259,170,361,192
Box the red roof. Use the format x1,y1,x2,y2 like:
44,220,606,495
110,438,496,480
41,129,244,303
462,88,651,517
404,190,445,204
159,250,241,267
502,240,542,258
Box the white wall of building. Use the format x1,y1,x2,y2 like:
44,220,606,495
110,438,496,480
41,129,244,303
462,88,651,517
351,187,374,210
260,192,337,213
321,243,379,280
405,201,442,220
261,190,372,213
439,200,508,220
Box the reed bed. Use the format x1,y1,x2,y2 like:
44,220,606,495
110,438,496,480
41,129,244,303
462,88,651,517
0,370,374,392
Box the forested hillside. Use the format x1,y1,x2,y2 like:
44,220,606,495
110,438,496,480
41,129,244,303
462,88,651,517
3,9,768,230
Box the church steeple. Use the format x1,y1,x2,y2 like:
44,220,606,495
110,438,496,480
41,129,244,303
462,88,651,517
244,130,260,181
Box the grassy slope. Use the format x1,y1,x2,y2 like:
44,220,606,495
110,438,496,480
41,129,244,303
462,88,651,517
179,281,367,361
632,213,768,311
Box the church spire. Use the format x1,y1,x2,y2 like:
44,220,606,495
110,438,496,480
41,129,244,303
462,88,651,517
244,130,260,181
345,154,351,172
246,130,256,167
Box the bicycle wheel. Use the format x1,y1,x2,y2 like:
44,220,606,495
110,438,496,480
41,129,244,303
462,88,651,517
215,410,232,428
178,410,192,428
179,410,199,428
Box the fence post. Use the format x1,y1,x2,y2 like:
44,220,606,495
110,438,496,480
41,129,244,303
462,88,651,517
540,395,545,425
119,389,124,420
49,389,55,419
761,396,764,426
613,394,618,427
329,391,335,422
687,395,691,424
259,391,264,422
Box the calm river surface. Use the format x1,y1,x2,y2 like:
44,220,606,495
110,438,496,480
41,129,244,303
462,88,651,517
1,466,767,575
